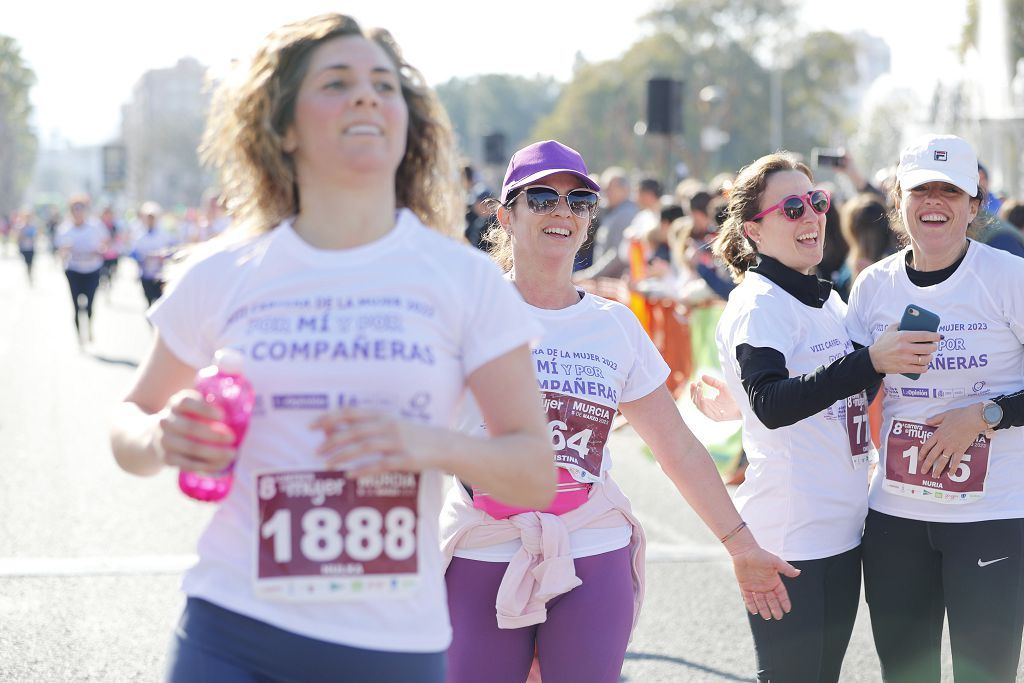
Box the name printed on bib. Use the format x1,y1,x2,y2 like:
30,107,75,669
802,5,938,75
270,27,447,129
543,391,614,483
254,470,420,601
883,419,991,504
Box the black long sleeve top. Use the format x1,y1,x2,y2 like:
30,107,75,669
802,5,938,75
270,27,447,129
736,255,883,429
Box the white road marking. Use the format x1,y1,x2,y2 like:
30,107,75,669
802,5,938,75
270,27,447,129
0,543,729,578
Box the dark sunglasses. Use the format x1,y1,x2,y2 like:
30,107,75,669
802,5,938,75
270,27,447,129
752,189,831,222
509,185,599,219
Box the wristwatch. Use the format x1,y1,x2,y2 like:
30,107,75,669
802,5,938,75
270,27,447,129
982,399,1004,430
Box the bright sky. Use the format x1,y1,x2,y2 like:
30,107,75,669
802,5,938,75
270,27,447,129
3,0,971,147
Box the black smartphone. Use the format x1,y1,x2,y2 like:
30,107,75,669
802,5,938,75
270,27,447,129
812,147,846,168
898,304,941,380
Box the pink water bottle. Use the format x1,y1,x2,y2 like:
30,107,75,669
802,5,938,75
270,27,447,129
178,348,255,502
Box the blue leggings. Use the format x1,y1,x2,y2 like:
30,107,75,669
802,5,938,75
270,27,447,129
445,546,635,683
166,598,445,683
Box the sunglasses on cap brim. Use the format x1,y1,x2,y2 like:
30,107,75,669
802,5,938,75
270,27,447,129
751,189,831,222
507,185,599,219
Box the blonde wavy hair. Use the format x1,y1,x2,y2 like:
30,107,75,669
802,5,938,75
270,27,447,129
200,13,460,235
713,152,813,282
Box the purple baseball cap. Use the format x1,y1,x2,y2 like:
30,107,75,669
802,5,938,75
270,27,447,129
500,140,601,203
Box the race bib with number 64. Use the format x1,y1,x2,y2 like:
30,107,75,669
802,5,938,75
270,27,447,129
542,391,613,484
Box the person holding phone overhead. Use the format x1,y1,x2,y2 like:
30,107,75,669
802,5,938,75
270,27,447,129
703,151,938,682
846,134,1024,682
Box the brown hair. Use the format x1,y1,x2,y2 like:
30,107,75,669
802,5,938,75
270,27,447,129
840,193,892,277
200,13,460,235
712,152,812,282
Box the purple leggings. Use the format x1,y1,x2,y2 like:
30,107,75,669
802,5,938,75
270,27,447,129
445,546,634,683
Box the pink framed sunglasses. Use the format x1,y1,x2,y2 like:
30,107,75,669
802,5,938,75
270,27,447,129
752,189,831,221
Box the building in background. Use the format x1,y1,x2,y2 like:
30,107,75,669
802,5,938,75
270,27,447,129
121,57,212,209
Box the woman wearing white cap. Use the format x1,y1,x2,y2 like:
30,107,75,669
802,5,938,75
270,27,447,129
440,140,799,683
846,134,1024,681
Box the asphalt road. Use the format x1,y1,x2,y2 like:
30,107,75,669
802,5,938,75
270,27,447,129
0,247,1012,682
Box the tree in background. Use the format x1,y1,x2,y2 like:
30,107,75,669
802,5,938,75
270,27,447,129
0,35,38,215
436,74,560,170
532,0,857,180
850,81,918,180
961,0,1023,69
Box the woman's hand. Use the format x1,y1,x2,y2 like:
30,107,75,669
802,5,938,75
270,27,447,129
310,408,446,477
690,374,741,421
867,324,940,375
728,544,801,620
920,403,988,478
154,390,236,473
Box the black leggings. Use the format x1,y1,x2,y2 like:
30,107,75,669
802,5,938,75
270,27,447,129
141,277,164,307
20,249,34,273
747,545,861,683
64,269,100,331
863,509,1024,682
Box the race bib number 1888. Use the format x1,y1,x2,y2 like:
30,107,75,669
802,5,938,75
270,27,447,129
254,470,420,601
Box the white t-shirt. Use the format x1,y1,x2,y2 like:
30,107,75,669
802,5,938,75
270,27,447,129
716,271,870,561
55,220,108,273
132,229,177,279
452,289,669,562
149,209,541,652
846,241,1024,522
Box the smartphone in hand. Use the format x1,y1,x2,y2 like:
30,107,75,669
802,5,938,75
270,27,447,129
898,304,941,380
812,147,847,168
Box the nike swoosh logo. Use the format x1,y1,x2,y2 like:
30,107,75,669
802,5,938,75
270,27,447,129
978,557,1010,567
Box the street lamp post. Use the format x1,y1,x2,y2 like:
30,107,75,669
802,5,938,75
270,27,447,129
770,67,783,152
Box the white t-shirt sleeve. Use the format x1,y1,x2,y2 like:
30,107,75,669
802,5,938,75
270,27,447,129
147,255,223,370
620,310,670,402
54,226,69,249
460,259,542,377
731,300,795,359
844,276,874,347
1003,267,1024,345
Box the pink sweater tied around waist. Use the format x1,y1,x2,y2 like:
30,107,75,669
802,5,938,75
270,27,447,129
440,475,646,635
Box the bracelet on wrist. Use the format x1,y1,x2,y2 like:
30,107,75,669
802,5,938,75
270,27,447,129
719,520,747,544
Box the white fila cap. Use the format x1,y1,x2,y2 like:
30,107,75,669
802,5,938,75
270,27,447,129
897,134,979,196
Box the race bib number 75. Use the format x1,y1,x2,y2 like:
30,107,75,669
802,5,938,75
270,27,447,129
254,470,420,601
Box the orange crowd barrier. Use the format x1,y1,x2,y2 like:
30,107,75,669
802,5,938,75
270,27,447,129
578,277,695,397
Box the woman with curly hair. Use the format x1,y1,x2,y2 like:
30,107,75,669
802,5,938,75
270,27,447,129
109,13,553,682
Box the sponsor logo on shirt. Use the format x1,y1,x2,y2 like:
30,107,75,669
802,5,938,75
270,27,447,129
272,394,329,410
900,387,930,398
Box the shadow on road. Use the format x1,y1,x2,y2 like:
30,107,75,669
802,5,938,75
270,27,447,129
89,354,139,369
621,651,749,682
